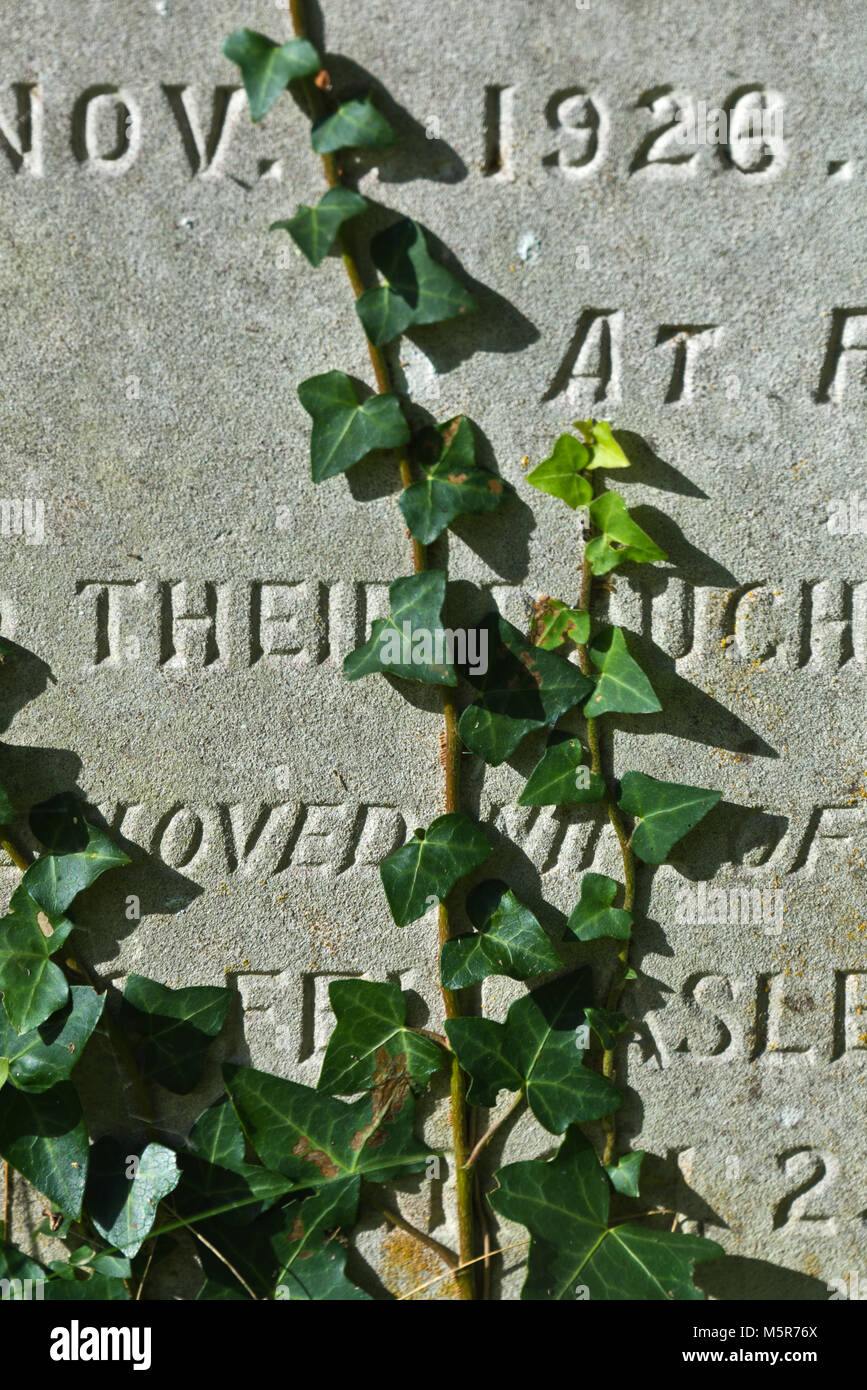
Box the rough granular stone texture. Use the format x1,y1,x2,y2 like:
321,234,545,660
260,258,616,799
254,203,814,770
0,0,865,1299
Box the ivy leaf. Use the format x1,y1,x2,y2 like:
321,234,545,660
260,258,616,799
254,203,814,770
575,419,632,470
490,1126,722,1299
119,974,233,1093
23,822,129,920
311,95,396,154
86,1138,180,1258
224,1062,434,1186
526,435,592,508
270,187,367,268
356,219,475,347
272,1178,371,1301
440,881,561,990
605,1149,644,1198
618,771,722,864
584,1007,630,1050
586,491,666,576
584,626,661,717
317,979,443,1095
44,1271,130,1300
0,987,104,1092
0,885,73,1033
222,29,320,121
458,614,594,766
445,969,621,1132
530,598,590,652
28,792,89,853
518,736,605,806
298,370,410,483
398,416,511,544
343,570,457,687
379,813,491,927
0,1080,88,1217
0,1241,45,1292
566,873,632,942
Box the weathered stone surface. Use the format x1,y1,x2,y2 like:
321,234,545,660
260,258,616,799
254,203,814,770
0,0,865,1299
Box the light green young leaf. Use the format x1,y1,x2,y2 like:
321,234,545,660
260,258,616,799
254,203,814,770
343,570,458,686
311,96,396,154
584,1006,630,1050
585,490,666,576
605,1149,644,1198
317,979,444,1095
399,416,511,544
0,987,104,1091
0,885,73,1033
356,219,475,346
566,873,632,942
490,1126,721,1299
270,187,367,268
87,1138,180,1257
618,771,722,864
440,881,561,990
119,974,233,1093
530,598,590,652
222,29,320,121
0,1081,88,1218
584,626,661,717
526,435,592,509
445,969,621,1132
518,736,605,806
575,419,632,470
379,813,491,927
298,370,409,483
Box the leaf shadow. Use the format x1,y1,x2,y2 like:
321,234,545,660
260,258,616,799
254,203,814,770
695,1255,831,1301
610,430,709,499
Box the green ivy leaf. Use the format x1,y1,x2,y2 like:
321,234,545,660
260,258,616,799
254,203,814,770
224,1062,434,1187
530,598,590,652
566,873,632,942
585,491,667,576
28,792,89,853
618,771,722,864
584,626,661,717
222,29,320,122
298,370,410,483
379,813,491,927
0,987,104,1092
605,1149,644,1198
445,970,621,1132
517,736,605,806
526,435,592,508
272,1178,371,1301
343,570,458,687
575,419,632,470
458,614,594,766
490,1127,722,1299
86,1138,180,1258
22,822,129,920
311,96,396,154
119,974,233,1093
44,1271,130,1300
356,219,475,346
398,416,511,544
270,187,367,268
0,1080,88,1218
0,1240,45,1293
0,885,73,1033
584,1007,629,1050
317,979,444,1095
440,881,561,989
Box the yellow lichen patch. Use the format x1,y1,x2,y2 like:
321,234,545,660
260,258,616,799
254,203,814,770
379,1228,461,1301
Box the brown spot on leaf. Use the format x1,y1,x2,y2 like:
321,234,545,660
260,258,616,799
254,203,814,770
37,911,54,938
441,417,463,447
292,1134,338,1178
487,478,503,494
314,69,332,91
447,473,468,485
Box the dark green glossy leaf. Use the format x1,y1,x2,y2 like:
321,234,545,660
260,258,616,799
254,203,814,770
584,626,661,716
605,1149,644,1197
272,1178,371,1301
222,29,320,121
379,813,491,926
618,771,722,864
585,490,666,576
0,986,103,1092
518,736,605,806
271,187,367,268
440,881,561,989
224,1062,434,1187
490,1126,722,1299
356,219,475,346
44,1271,130,1300
28,792,89,853
575,419,631,470
0,1080,87,1217
86,1138,180,1257
399,415,511,543
446,970,620,1132
530,598,590,652
311,96,395,154
584,1007,629,1050
0,1240,45,1295
527,435,592,508
317,979,443,1095
22,822,130,919
0,885,72,1033
119,974,233,1093
566,873,632,942
343,570,458,686
458,614,594,766
298,370,410,483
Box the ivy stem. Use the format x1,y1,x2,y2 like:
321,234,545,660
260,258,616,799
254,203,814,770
576,478,637,1169
463,1087,526,1170
2,1161,10,1241
288,0,476,1298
